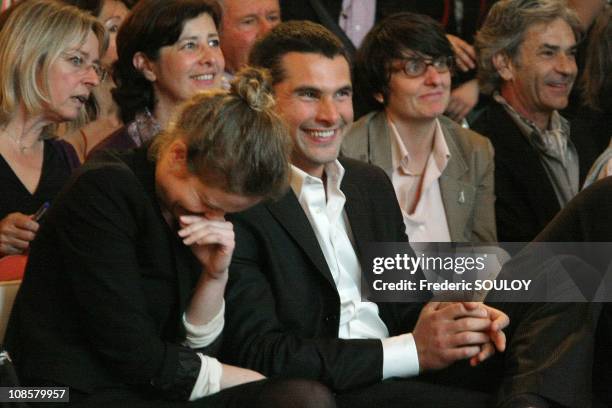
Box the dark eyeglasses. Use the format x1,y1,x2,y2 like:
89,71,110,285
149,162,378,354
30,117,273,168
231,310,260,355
400,56,454,78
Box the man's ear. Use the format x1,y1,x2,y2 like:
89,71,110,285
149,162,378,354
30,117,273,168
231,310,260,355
492,53,514,81
374,93,384,104
133,51,157,82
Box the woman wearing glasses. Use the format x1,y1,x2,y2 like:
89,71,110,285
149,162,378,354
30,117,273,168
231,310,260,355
0,0,105,256
92,0,225,153
343,12,496,244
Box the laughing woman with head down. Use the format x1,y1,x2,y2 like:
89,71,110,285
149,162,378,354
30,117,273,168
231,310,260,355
7,67,336,407
0,0,106,256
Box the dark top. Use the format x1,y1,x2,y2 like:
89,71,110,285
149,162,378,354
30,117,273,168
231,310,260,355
90,124,137,152
6,148,208,401
90,111,161,156
221,158,425,392
0,139,79,220
471,102,596,242
570,101,612,167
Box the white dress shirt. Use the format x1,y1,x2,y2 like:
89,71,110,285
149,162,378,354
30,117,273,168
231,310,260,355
389,118,452,243
291,162,419,378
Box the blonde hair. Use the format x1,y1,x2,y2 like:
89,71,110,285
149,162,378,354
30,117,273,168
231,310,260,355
150,66,291,200
0,0,107,125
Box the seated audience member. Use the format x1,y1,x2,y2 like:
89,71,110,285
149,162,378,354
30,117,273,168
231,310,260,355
219,0,280,79
532,177,612,407
472,0,586,242
6,68,335,407
94,0,224,152
343,12,496,243
577,6,612,187
61,0,132,161
213,21,593,408
0,0,104,256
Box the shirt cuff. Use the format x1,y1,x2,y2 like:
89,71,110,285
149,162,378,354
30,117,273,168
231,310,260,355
188,353,223,401
381,333,419,379
183,301,225,349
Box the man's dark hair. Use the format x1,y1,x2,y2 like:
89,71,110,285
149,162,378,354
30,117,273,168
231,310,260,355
354,12,453,110
112,0,221,123
249,20,349,85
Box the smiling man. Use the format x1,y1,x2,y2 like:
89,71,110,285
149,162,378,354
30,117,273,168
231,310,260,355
472,0,584,243
217,21,595,408
221,20,502,408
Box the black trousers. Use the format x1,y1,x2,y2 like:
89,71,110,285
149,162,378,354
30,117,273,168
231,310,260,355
336,379,492,408
26,378,335,408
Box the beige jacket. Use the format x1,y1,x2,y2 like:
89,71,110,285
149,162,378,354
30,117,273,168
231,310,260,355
342,111,497,243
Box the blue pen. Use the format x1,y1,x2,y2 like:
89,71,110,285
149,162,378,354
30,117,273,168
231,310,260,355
33,201,50,221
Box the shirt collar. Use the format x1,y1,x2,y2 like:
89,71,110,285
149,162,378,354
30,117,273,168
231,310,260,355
127,108,161,146
493,92,571,156
388,116,451,176
290,160,346,199
493,92,568,134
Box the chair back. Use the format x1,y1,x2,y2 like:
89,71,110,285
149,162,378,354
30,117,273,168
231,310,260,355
0,255,26,343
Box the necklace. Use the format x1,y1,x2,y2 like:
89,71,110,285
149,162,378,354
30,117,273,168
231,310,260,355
5,133,40,153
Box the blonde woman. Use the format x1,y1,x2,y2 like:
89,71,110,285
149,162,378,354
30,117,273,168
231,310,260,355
0,0,106,256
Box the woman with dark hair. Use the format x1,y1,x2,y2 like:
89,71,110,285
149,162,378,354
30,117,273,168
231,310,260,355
0,0,105,256
343,12,496,244
61,0,132,161
94,0,225,152
7,67,335,408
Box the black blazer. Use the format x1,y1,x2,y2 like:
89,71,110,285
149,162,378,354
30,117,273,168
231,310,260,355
221,158,423,392
6,149,207,400
471,103,592,243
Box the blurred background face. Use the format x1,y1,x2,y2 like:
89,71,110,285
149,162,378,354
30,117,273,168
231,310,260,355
146,12,224,110
45,31,101,122
99,0,129,67
385,52,451,123
220,0,280,74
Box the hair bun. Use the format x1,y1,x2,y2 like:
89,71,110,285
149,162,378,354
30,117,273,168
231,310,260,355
231,66,275,111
